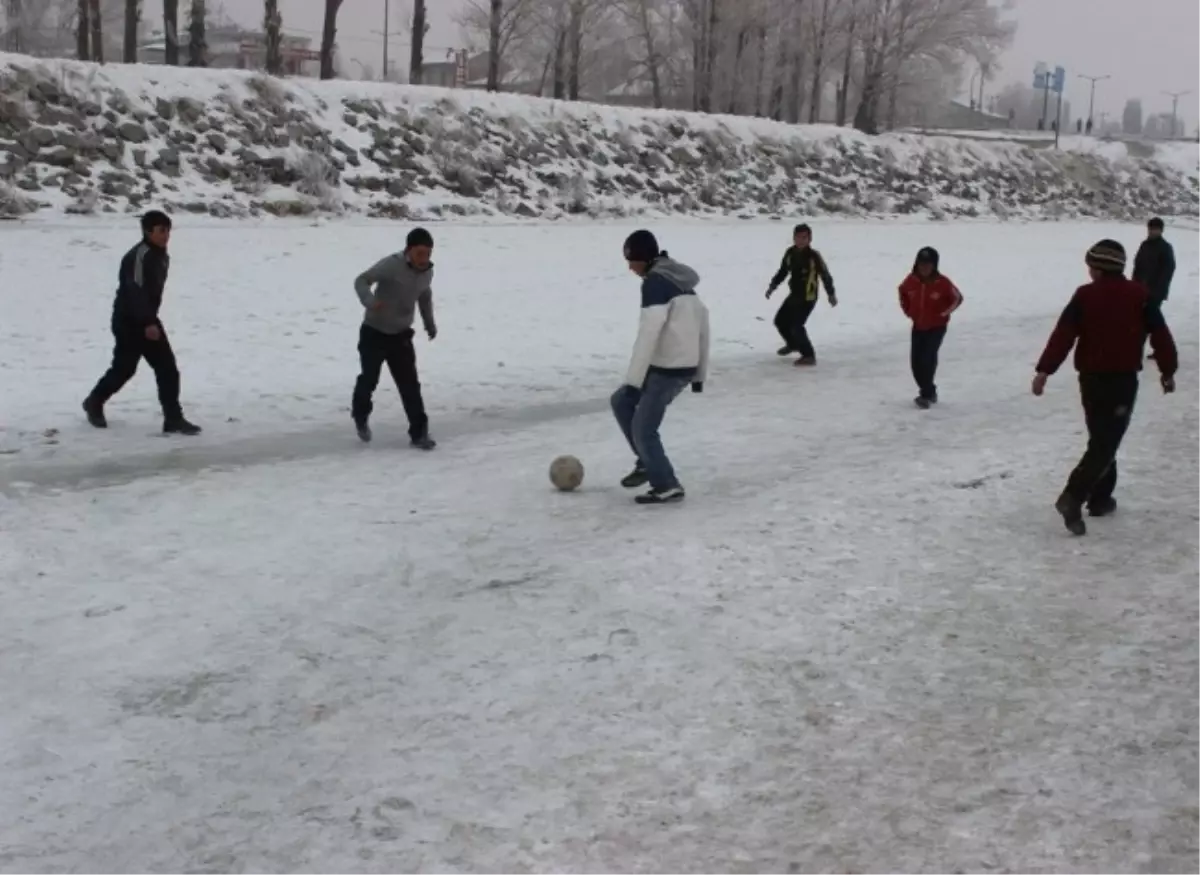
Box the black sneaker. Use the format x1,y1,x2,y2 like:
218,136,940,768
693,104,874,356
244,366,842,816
914,396,932,410
354,418,372,443
82,397,107,428
776,345,793,356
620,466,649,489
794,356,817,367
163,417,202,436
410,432,437,451
1055,493,1087,536
635,485,685,505
1087,497,1117,517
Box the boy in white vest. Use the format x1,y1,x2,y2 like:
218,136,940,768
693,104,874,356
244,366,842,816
611,230,710,504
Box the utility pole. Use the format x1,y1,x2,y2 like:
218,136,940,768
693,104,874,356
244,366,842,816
1078,73,1110,128
1164,89,1191,139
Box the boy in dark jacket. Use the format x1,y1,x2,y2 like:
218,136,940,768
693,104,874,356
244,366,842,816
83,210,201,435
898,247,963,409
1132,217,1176,315
1032,239,1178,535
351,227,438,448
765,224,837,366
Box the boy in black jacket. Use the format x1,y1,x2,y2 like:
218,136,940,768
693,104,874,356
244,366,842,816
765,224,838,366
83,211,201,435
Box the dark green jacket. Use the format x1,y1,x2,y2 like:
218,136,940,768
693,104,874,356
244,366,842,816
769,246,836,302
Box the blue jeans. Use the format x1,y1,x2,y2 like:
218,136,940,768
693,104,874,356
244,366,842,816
611,373,691,490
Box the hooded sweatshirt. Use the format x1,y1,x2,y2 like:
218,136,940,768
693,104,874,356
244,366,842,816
625,253,710,389
353,253,436,335
898,248,963,331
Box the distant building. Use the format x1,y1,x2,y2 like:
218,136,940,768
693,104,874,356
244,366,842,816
139,25,324,77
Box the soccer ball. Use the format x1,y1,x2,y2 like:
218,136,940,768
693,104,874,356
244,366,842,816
549,455,584,491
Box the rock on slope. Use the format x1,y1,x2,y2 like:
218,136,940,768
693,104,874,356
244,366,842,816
0,52,1196,222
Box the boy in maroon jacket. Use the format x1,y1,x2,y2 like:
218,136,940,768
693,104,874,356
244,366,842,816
899,246,963,409
1032,239,1178,535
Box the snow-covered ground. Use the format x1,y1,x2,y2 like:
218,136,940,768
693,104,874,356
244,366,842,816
1,217,1197,872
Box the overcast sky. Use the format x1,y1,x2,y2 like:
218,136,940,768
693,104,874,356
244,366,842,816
218,0,1199,127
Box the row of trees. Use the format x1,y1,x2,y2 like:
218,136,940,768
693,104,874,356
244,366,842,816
458,0,1015,133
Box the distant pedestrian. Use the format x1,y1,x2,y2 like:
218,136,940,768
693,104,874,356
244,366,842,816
612,230,709,505
898,247,963,409
1032,239,1178,536
82,210,201,435
765,224,837,366
351,227,438,449
1133,216,1177,317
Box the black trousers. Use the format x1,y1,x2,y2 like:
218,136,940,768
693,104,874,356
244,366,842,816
88,320,183,419
773,294,818,358
352,325,428,439
910,326,947,400
1063,373,1139,505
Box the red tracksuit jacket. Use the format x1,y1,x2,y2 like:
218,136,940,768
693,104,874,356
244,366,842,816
899,273,963,331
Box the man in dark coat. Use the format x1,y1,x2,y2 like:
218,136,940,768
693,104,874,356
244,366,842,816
1132,217,1177,315
83,210,201,435
1032,239,1178,536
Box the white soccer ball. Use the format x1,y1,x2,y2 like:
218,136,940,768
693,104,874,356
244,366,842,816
549,455,584,491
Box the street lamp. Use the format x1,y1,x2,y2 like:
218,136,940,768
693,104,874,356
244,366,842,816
1164,89,1192,139
1078,73,1110,129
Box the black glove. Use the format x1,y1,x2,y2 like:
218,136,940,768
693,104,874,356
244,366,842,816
691,382,704,394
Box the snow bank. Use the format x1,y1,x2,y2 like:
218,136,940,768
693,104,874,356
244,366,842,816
1,52,1196,222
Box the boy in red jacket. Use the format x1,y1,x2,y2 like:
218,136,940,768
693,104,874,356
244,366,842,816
1032,239,1178,536
898,247,963,409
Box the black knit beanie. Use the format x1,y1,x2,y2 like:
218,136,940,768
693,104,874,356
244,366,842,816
913,246,940,273
623,229,659,263
1085,239,1126,273
406,227,434,249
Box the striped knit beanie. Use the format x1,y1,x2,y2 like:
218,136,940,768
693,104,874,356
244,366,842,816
1085,239,1126,273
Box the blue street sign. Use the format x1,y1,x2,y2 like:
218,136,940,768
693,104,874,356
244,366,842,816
1034,72,1047,89
1052,66,1066,94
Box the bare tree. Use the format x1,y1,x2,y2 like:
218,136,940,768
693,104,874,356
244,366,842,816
613,0,665,108
263,0,282,73
4,0,23,52
456,0,535,90
123,0,139,61
88,0,103,60
77,0,90,59
186,0,205,65
807,0,834,122
409,0,427,84
162,0,178,63
319,0,341,79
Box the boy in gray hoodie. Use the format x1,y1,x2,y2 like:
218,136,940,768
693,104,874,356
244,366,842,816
352,227,438,448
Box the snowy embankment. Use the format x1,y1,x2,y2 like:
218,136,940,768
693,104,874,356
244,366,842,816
0,51,1197,222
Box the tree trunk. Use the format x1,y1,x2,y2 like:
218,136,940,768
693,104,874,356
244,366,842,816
408,0,426,84
319,0,341,79
566,0,583,100
552,22,566,99
690,0,705,111
807,0,831,123
88,0,103,61
77,0,90,60
788,49,804,123
699,0,719,112
263,0,282,74
162,0,178,64
767,18,788,120
187,0,206,66
726,28,747,114
752,26,766,116
486,0,502,91
835,2,857,126
124,0,140,62
636,0,663,109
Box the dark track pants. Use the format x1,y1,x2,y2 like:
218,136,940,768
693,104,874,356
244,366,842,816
1063,373,1139,506
351,325,428,440
910,326,947,400
774,294,818,358
88,320,182,419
